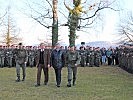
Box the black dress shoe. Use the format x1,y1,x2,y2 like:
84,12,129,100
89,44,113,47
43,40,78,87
35,84,40,87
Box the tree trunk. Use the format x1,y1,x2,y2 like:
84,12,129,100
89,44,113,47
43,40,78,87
52,20,58,47
69,14,78,46
7,6,10,47
52,0,58,47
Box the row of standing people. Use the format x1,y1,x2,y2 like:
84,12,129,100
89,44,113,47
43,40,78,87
0,45,119,69
118,45,133,73
77,46,119,67
0,45,38,68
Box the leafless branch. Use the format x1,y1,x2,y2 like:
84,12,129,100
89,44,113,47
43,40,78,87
80,6,119,20
31,15,50,28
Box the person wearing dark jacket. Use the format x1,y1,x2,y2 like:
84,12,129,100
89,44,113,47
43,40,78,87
35,43,50,87
50,43,65,87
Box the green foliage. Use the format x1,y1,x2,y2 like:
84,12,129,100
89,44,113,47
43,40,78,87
0,67,133,100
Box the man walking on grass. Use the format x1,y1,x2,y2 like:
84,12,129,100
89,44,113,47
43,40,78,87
66,45,81,87
15,43,28,82
50,43,65,87
35,43,50,87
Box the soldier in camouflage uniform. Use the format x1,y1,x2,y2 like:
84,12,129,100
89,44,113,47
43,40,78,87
94,47,101,67
0,46,5,68
79,46,87,67
28,46,36,67
12,45,17,67
33,46,38,66
15,43,28,82
66,45,81,87
89,47,95,67
130,47,133,71
6,46,14,68
118,46,123,67
86,46,90,66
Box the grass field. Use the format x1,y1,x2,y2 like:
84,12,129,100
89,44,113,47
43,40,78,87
0,66,133,100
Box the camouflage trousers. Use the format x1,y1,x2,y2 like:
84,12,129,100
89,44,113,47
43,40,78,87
89,57,94,67
29,57,34,67
67,64,77,82
0,57,4,67
7,57,12,67
16,62,26,78
94,57,100,67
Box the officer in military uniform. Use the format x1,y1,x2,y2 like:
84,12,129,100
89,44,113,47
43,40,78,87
89,47,95,67
66,45,81,87
0,46,5,68
94,47,101,67
28,46,35,67
79,46,87,67
6,46,13,68
15,43,28,82
86,46,91,66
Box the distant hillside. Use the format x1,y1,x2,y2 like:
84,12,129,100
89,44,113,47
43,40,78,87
76,41,118,49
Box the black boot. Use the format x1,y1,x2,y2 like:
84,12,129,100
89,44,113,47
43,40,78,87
73,80,76,86
67,80,71,87
16,76,20,82
22,76,25,81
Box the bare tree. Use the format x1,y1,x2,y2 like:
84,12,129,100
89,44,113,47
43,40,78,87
0,11,7,26
24,0,119,46
118,11,133,44
64,0,119,46
0,6,22,46
26,0,59,47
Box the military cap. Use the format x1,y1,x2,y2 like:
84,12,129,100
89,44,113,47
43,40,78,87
69,44,75,47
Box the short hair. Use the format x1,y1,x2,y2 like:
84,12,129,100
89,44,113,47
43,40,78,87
18,43,22,45
40,43,45,46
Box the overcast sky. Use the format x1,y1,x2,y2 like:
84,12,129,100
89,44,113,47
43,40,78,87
0,0,133,46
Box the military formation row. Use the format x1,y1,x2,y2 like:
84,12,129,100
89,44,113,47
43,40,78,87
0,45,124,68
118,46,133,73
0,46,37,68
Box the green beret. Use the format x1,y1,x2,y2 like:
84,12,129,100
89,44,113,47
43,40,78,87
69,44,75,47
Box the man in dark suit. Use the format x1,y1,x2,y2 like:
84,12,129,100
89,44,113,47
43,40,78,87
35,43,50,87
50,43,65,87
